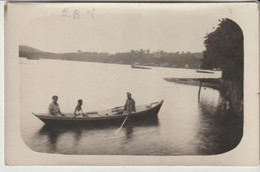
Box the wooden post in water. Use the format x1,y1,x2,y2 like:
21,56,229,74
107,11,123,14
198,80,202,102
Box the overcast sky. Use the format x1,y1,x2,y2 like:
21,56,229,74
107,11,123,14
20,5,222,54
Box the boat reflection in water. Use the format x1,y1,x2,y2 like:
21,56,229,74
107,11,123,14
35,117,159,154
21,59,243,155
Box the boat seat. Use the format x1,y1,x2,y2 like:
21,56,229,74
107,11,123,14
146,102,159,109
86,112,98,115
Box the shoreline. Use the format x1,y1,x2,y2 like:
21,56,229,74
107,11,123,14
163,77,243,117
20,56,202,70
164,78,224,92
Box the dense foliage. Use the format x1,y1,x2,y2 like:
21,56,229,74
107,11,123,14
19,46,202,69
202,18,243,84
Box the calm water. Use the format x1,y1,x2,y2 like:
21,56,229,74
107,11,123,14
20,59,242,155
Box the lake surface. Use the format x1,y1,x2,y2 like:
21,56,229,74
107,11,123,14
20,59,243,155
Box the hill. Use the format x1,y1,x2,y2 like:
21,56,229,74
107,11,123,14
19,45,203,69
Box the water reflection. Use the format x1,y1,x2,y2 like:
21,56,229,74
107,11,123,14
38,125,64,152
196,95,243,155
125,125,133,140
21,60,243,155
71,127,83,148
34,117,159,154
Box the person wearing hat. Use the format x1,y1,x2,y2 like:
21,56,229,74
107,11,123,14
123,92,136,113
49,95,65,116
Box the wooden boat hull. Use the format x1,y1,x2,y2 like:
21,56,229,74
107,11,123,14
33,100,164,126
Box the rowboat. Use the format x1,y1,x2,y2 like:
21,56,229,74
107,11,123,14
26,57,39,60
196,69,215,74
131,64,151,69
33,100,164,126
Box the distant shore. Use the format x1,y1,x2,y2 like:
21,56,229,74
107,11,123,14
19,45,203,69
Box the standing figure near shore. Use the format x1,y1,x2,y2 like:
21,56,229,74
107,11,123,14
123,92,136,113
49,95,65,116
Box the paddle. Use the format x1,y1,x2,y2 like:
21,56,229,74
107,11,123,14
114,101,159,133
114,112,130,134
112,106,124,110
73,113,80,119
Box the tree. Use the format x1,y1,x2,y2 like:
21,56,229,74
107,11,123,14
201,18,243,84
139,49,145,54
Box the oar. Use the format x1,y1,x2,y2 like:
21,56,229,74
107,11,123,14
73,114,80,119
112,106,124,109
114,112,129,134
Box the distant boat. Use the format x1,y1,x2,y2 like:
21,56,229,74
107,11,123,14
131,64,151,69
196,69,215,74
27,57,39,60
32,100,164,125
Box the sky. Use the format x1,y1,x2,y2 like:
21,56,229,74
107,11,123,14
20,5,222,54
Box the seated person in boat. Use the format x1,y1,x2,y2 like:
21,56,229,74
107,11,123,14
123,92,136,113
74,99,88,117
49,95,65,116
